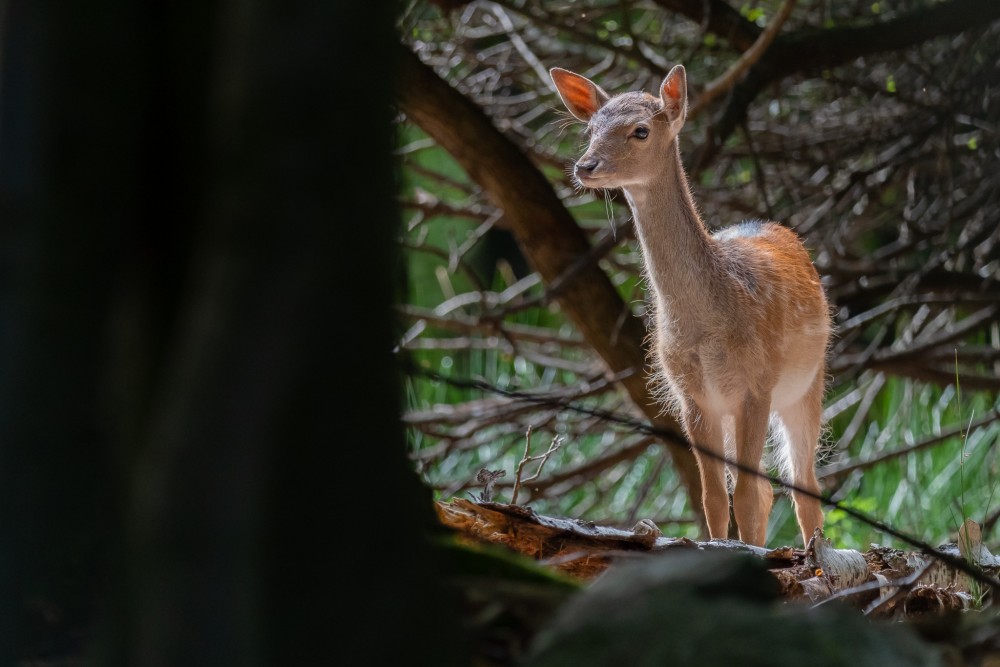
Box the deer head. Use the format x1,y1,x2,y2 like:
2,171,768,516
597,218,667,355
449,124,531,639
549,65,688,190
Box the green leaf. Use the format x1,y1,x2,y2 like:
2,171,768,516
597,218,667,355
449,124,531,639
886,74,896,93
740,4,765,23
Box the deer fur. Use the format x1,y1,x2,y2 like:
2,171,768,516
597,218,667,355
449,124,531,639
550,64,831,547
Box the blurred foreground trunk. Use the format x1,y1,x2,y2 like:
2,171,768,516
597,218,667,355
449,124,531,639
0,1,461,664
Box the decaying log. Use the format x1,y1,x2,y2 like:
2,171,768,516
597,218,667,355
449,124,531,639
438,498,796,578
436,498,999,615
436,498,769,579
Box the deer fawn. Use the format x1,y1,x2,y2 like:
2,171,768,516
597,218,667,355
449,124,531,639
550,64,831,547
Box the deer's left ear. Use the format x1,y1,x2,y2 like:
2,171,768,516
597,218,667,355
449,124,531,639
660,65,687,124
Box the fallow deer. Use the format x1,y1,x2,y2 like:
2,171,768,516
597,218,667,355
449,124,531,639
550,64,831,546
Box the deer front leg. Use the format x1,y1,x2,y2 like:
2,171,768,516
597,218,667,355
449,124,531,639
682,404,730,540
733,394,773,547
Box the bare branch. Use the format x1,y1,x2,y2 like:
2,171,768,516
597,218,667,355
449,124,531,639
511,426,565,504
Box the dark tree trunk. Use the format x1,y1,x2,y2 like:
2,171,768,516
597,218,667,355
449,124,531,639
0,1,462,664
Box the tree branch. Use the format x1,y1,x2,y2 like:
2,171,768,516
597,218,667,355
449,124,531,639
692,0,1000,168
650,0,761,51
688,0,797,119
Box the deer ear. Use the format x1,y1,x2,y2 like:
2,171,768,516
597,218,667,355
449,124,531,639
660,64,687,124
549,68,610,122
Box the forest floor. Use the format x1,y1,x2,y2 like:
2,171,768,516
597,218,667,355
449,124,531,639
436,498,1000,666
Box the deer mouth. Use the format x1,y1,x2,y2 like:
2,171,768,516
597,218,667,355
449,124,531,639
575,171,613,188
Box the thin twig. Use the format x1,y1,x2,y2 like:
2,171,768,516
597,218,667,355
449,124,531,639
511,425,534,505
511,426,565,504
521,436,565,486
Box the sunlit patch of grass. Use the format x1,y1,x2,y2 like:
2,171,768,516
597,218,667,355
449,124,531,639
818,496,880,551
768,373,1000,550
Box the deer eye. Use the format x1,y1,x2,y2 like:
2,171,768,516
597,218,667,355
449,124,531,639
632,126,649,140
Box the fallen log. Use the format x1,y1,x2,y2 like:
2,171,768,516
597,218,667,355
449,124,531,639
435,498,998,615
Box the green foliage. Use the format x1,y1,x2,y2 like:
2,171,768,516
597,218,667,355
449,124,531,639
766,375,1000,550
822,496,881,550
740,4,767,25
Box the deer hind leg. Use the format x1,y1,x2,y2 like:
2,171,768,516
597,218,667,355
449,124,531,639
732,394,773,547
682,403,730,540
776,369,826,546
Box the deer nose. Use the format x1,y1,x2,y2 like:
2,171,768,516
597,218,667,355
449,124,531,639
576,158,600,175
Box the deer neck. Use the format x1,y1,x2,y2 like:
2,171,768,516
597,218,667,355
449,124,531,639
622,141,719,320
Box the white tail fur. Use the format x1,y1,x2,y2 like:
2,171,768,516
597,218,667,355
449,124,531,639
550,64,831,547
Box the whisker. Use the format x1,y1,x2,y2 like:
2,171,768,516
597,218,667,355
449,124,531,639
605,190,617,240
